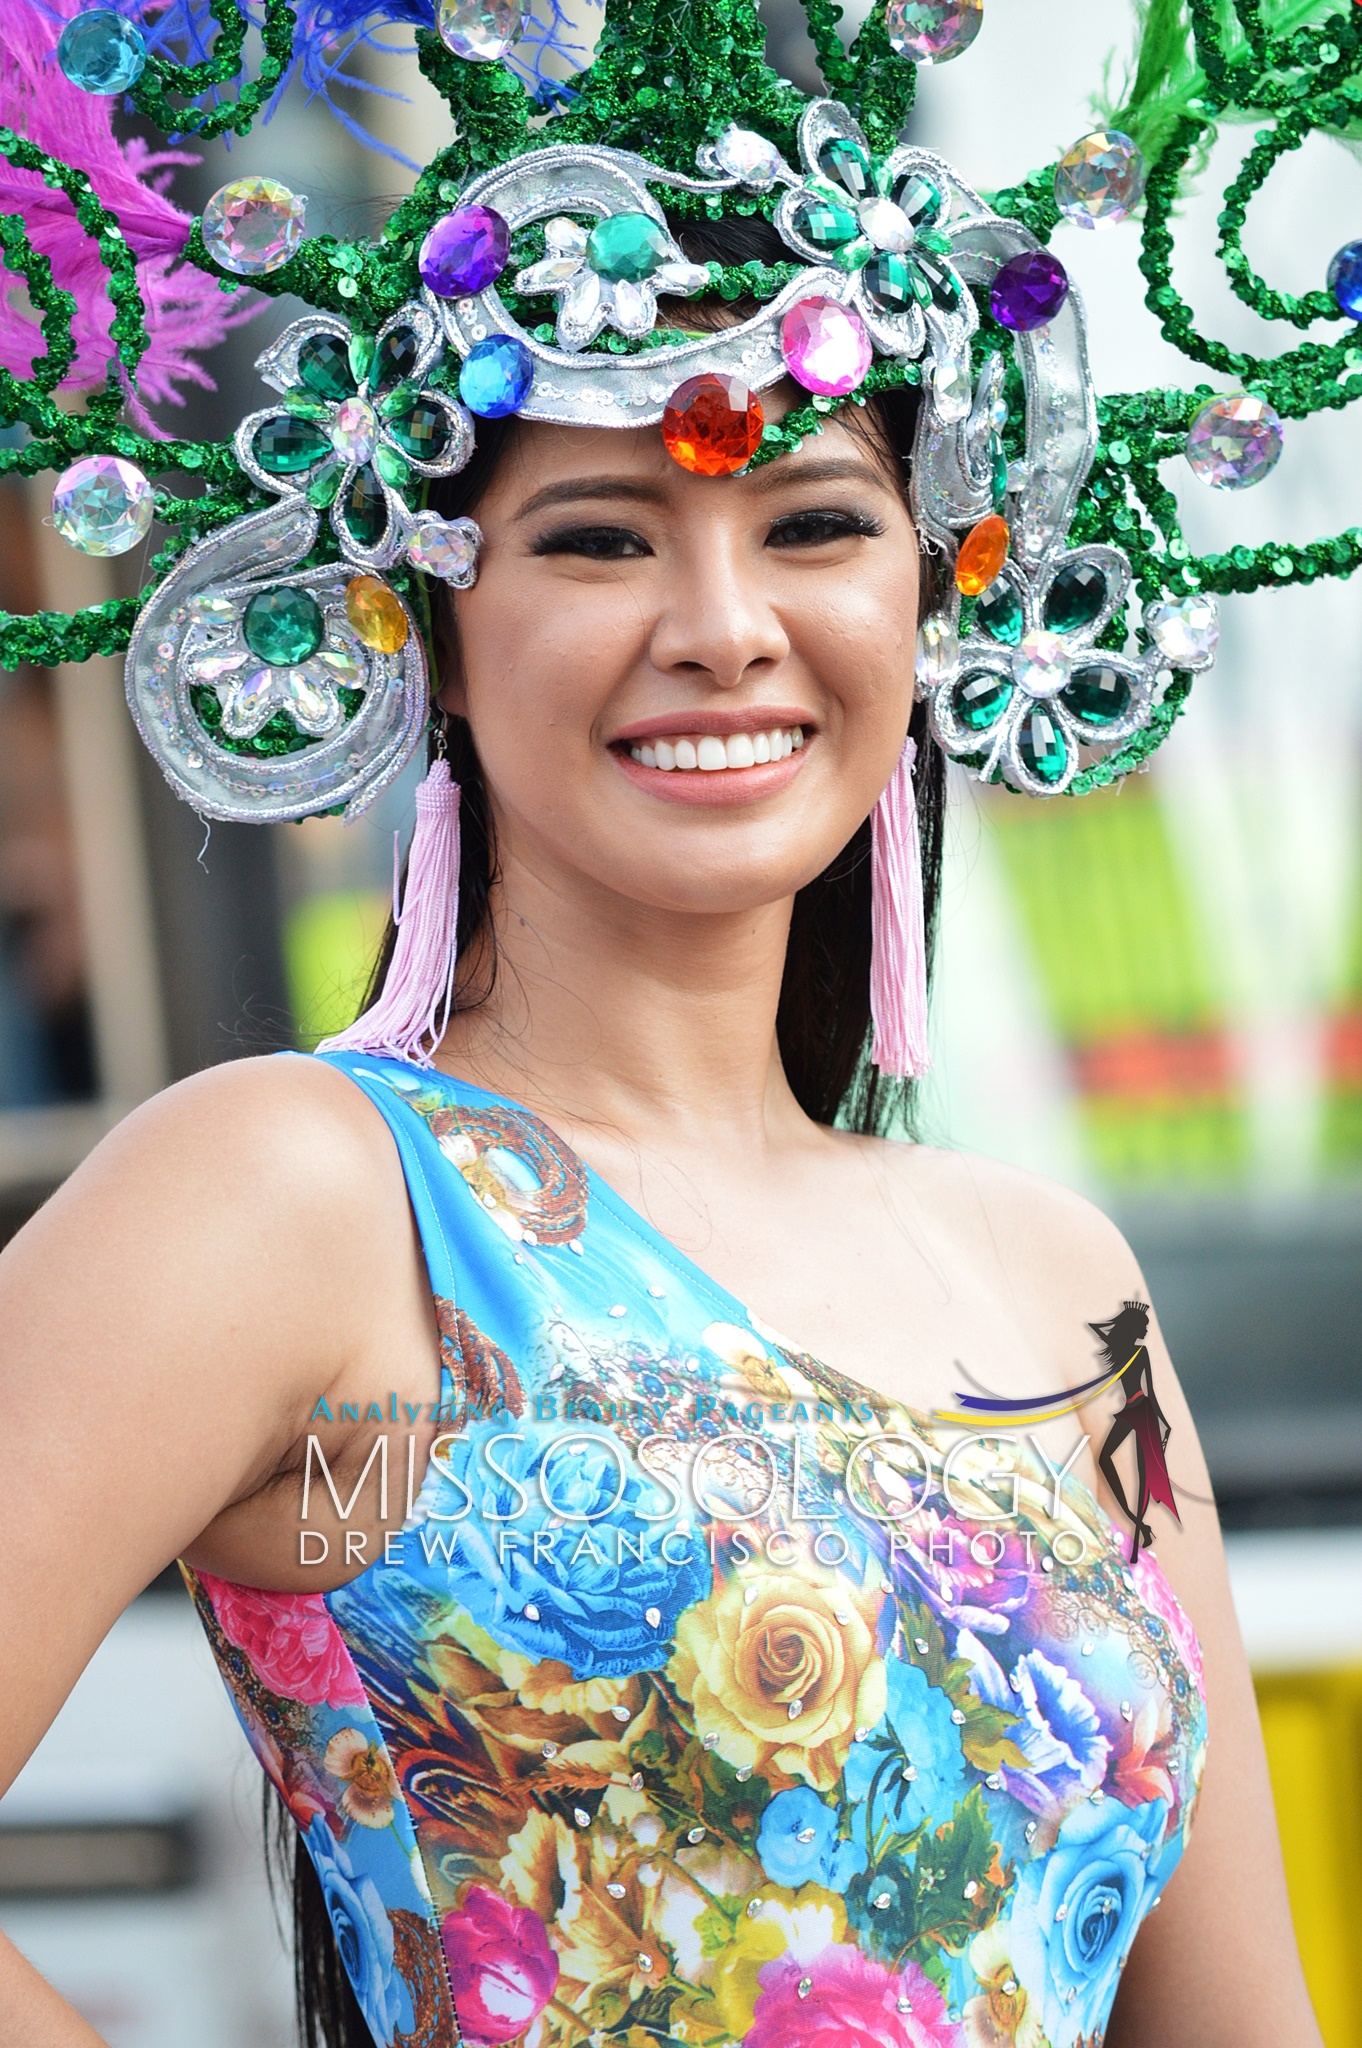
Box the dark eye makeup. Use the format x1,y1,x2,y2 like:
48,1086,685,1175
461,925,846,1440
530,523,653,559
530,504,886,559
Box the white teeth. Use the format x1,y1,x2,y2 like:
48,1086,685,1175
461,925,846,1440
627,727,807,771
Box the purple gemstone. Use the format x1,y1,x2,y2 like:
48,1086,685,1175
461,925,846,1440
419,206,510,299
990,250,1070,332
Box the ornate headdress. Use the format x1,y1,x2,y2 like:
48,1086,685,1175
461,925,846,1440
4,0,1361,1063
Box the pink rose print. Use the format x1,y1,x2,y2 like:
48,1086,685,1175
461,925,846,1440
198,1573,368,1709
441,1885,559,2045
1131,1553,1205,1692
747,1948,962,2048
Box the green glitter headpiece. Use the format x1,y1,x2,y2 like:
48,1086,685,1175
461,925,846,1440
6,0,1362,818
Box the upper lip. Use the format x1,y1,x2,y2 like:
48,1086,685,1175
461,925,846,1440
610,707,815,744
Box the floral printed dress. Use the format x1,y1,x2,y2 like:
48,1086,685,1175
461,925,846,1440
183,1053,1206,2048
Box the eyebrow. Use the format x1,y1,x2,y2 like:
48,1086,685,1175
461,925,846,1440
511,451,897,523
513,476,669,521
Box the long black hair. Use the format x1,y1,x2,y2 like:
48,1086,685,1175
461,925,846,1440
275,210,948,2048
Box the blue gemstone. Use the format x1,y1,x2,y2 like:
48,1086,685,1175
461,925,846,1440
58,10,147,94
1328,240,1362,320
459,335,533,419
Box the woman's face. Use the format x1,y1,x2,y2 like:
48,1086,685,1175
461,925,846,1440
440,400,921,920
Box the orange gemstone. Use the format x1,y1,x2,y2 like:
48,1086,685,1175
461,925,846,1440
661,374,764,476
955,513,1010,596
345,573,408,653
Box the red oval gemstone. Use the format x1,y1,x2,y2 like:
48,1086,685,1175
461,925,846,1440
661,374,764,476
956,513,1010,596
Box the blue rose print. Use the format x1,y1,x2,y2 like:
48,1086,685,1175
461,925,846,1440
756,1787,867,1890
1009,1796,1168,2048
303,1817,412,2046
844,1653,966,1844
421,1417,711,1679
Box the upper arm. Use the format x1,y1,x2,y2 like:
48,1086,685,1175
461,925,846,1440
0,1054,418,1798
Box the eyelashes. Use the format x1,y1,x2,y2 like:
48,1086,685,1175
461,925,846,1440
529,524,653,559
529,507,886,559
765,508,886,547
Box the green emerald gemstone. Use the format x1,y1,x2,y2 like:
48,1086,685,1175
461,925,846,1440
1019,705,1070,784
387,400,451,461
283,389,329,420
912,249,962,311
893,171,943,231
296,333,356,402
817,137,873,199
373,442,410,488
370,325,420,392
340,464,387,547
952,672,1012,732
991,435,1009,509
1045,561,1108,632
1062,665,1131,725
253,415,331,475
305,458,344,508
792,195,858,249
377,379,419,420
586,211,670,281
976,576,1023,645
347,334,374,388
864,252,914,311
242,587,324,667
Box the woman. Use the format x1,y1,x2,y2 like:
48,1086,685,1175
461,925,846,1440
0,370,1318,2046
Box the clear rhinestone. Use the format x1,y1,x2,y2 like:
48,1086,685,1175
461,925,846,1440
1003,1978,1018,1995
950,1708,966,1726
795,1827,817,1844
713,123,783,188
436,0,524,61
1147,592,1220,666
747,1897,765,1918
901,1764,917,1781
1185,392,1283,489
702,1732,720,1750
523,1602,540,1620
687,1826,706,1843
1081,1641,1094,1656
798,1978,812,2000
858,197,914,252
788,1698,804,1720
606,1882,626,1898
736,1765,752,1783
1013,627,1073,698
913,1638,930,1655
637,1953,653,1972
963,1879,979,1898
1024,1822,1038,1843
1054,130,1147,228
1120,1701,1133,1721
630,1773,644,1790
541,1741,559,1759
574,1808,591,1827
873,1891,892,1909
933,358,972,422
645,1607,662,1629
1055,1903,1068,1921
611,1705,631,1722
985,1772,1004,1790
648,1284,666,1297
51,456,154,556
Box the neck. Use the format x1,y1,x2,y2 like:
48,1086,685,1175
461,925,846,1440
436,844,805,1158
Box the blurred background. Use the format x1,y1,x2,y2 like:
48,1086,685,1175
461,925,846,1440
1,0,1359,2041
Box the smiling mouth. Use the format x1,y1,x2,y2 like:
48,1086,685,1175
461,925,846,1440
623,725,806,772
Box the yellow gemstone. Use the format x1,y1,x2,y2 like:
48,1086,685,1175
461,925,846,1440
344,574,409,653
955,513,1010,597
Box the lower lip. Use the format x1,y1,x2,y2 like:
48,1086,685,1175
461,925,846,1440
611,745,811,806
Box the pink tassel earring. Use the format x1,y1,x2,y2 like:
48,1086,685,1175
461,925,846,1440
870,734,932,1079
318,745,462,1067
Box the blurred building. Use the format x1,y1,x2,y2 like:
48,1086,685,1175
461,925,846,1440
1,2,1360,2044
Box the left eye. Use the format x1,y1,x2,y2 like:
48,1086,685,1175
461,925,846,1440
766,509,884,547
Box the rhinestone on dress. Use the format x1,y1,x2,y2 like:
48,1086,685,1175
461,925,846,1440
661,374,763,476
686,1826,706,1843
1054,130,1146,228
713,123,783,189
1146,591,1220,666
51,456,153,556
991,250,1070,331
780,298,872,397
644,1606,662,1628
797,1977,813,2000
58,10,147,93
202,178,306,277
459,335,534,418
1184,392,1283,489
436,0,524,61
885,0,983,63
419,206,510,297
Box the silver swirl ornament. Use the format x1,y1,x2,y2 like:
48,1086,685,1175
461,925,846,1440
125,498,428,823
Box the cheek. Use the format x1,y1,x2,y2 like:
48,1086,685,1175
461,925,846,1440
448,565,649,731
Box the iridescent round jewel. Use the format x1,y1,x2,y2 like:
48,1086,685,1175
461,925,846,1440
58,10,147,93
329,397,378,464
1054,130,1146,229
1013,628,1072,698
885,0,983,63
713,123,783,189
1146,592,1220,666
587,212,670,282
419,206,510,298
857,197,914,253
51,456,153,556
916,614,959,690
1328,239,1362,319
436,0,524,60
459,335,533,418
952,672,1011,731
661,374,763,476
202,177,306,277
780,298,872,397
242,587,324,667
1184,392,1283,489
345,575,409,653
990,250,1070,331
407,515,480,585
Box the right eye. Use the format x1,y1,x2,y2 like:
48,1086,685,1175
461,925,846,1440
530,524,653,559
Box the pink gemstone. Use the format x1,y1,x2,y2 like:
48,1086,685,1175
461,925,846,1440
780,298,873,398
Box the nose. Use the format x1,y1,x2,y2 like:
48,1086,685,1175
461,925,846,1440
646,527,790,689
